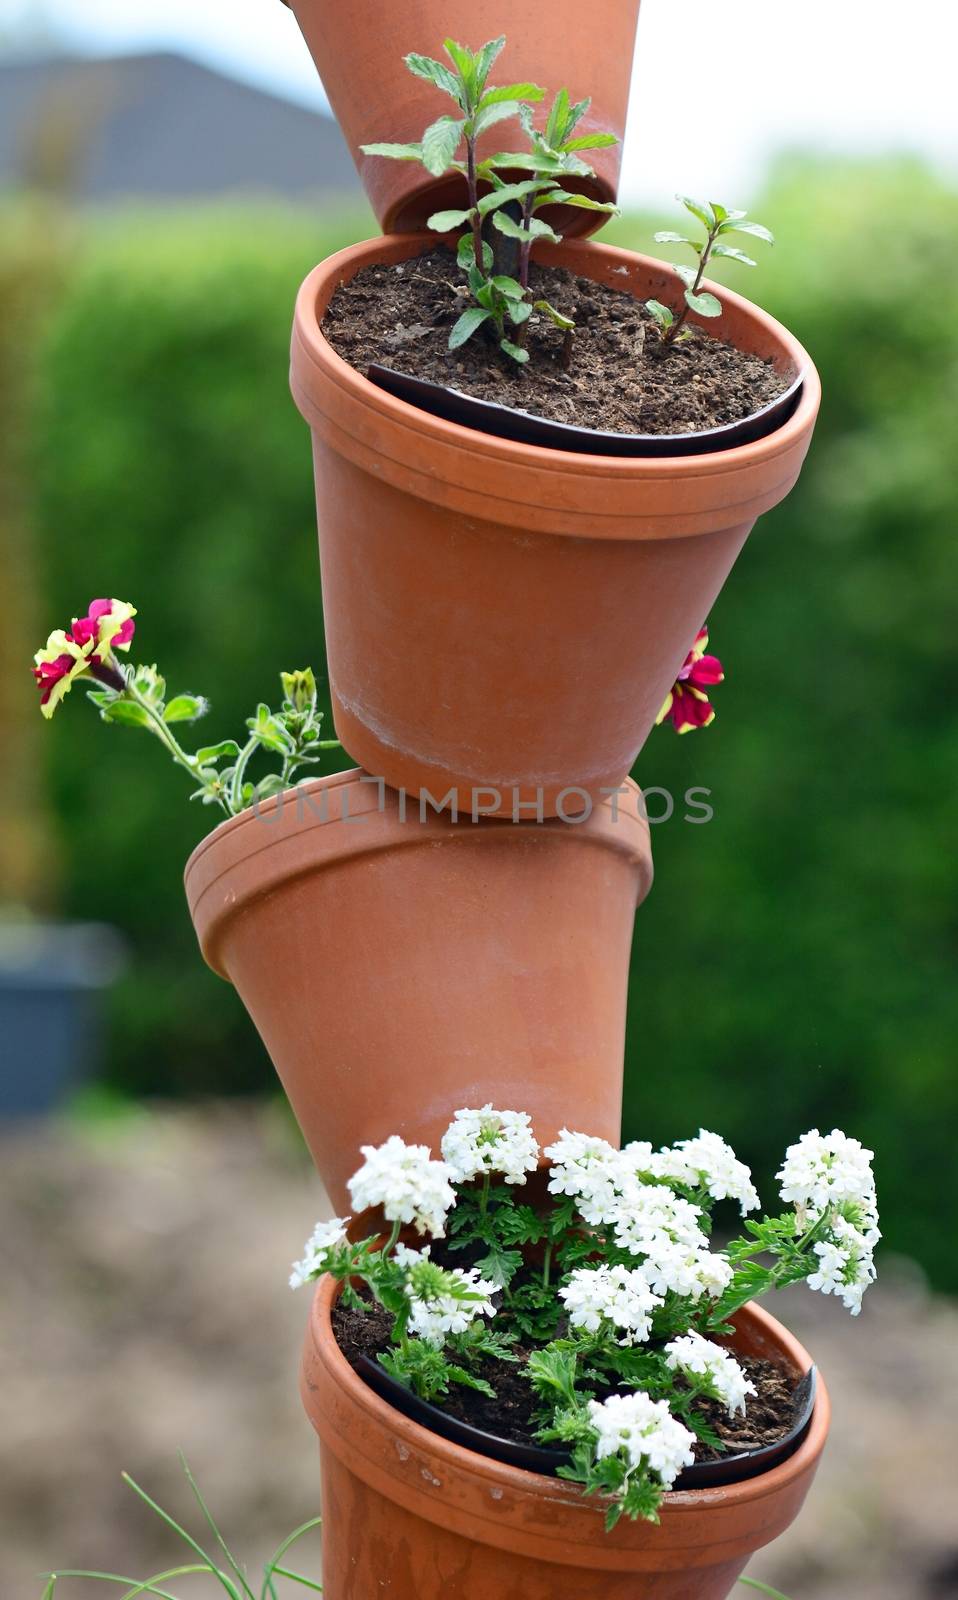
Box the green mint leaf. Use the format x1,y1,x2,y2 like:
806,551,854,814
480,83,545,108
712,244,757,267
474,100,525,137
458,234,494,271
547,192,618,212
533,298,575,331
545,87,569,147
449,307,492,349
654,230,694,245
560,132,619,151
721,220,774,244
509,299,532,325
427,207,475,231
674,263,698,288
360,141,424,162
500,338,530,363
404,52,464,105
421,115,464,176
442,39,477,101
645,299,674,329
474,36,506,91
477,178,550,215
490,274,527,299
685,288,723,317
677,194,713,229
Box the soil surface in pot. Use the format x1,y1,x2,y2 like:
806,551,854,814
332,1297,802,1464
323,247,791,437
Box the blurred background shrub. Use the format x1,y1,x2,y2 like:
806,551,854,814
3,157,955,1282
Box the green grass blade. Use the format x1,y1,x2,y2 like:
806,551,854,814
121,1566,212,1599
270,1570,322,1594
260,1518,322,1600
178,1453,257,1600
41,1579,58,1600
37,1573,183,1600
738,1580,792,1599
120,1474,241,1600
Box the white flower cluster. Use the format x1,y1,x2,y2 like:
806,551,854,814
560,1264,662,1345
649,1130,760,1215
403,1254,498,1348
288,1216,350,1289
777,1129,876,1220
640,1240,733,1303
544,1129,624,1225
588,1391,696,1487
778,1128,880,1315
347,1135,456,1237
664,1333,757,1416
441,1105,540,1185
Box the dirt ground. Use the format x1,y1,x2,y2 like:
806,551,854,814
1,1105,956,1600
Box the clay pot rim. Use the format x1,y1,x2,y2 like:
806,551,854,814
292,232,821,487
304,1270,831,1534
184,768,654,975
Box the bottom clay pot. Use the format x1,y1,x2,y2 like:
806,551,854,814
301,1274,830,1600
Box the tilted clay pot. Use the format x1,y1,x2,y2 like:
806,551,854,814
280,2,641,234
301,1274,830,1600
184,770,652,1209
290,234,820,819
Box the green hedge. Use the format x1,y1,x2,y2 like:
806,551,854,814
20,164,958,1283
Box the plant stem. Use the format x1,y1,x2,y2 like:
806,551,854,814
662,223,720,351
119,670,233,816
542,1241,553,1290
229,735,261,816
466,134,483,268
518,193,535,289
479,1173,491,1220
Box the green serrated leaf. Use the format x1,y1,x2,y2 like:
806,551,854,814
674,263,698,288
654,230,695,245
561,132,619,152
712,244,757,267
421,115,464,176
442,38,477,99
545,191,618,212
481,83,545,108
474,36,506,91
360,141,423,163
721,220,774,244
500,338,530,364
458,233,493,271
685,289,723,317
474,100,525,137
163,694,208,724
449,307,491,349
545,87,569,147
427,207,475,231
492,212,560,244
677,194,714,229
404,52,463,105
490,274,527,299
645,299,675,329
477,179,550,215
509,299,532,325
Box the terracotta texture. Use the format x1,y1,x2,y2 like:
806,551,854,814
184,769,652,1210
301,1274,830,1600
290,234,821,818
283,3,641,234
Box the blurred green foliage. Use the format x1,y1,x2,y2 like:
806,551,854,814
8,162,956,1283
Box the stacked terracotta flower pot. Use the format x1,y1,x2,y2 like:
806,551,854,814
185,5,825,1595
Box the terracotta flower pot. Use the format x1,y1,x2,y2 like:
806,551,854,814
290,234,821,818
281,2,641,234
184,770,652,1209
301,1274,831,1600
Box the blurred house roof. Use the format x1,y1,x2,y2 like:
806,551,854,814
0,51,362,201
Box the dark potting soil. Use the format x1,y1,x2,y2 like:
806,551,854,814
332,1298,802,1466
323,247,790,437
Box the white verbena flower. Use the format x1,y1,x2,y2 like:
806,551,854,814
808,1216,878,1315
405,1263,497,1348
613,1183,709,1256
289,1216,350,1289
588,1391,696,1487
347,1135,456,1238
441,1105,540,1185
651,1130,760,1215
777,1129,876,1222
560,1264,663,1345
639,1240,734,1303
664,1333,756,1416
544,1129,624,1226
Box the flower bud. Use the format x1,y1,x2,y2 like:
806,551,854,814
281,667,317,714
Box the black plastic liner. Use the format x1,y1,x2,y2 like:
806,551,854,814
367,363,806,459
355,1354,817,1489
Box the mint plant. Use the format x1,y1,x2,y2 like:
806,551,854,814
32,598,339,817
647,197,774,353
362,41,618,367
293,1111,879,1532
